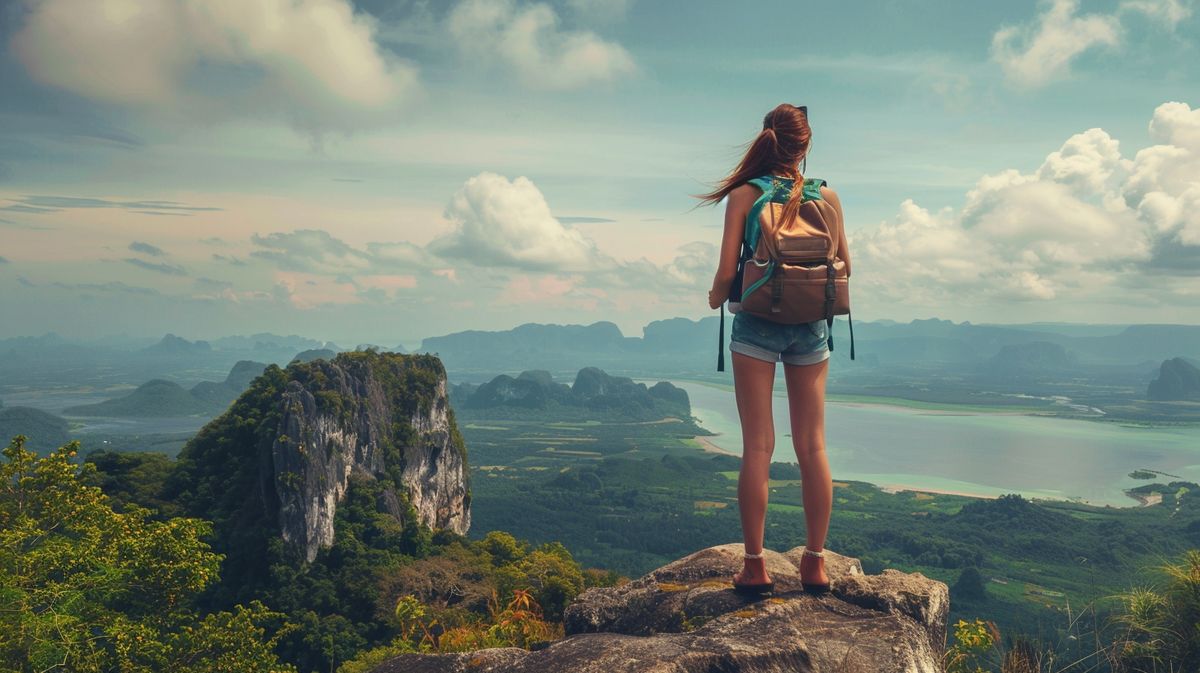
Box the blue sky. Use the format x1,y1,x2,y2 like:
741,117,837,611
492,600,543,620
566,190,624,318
1,0,1198,346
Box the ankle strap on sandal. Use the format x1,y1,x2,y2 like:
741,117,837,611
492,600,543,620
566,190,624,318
744,551,764,559
802,547,825,558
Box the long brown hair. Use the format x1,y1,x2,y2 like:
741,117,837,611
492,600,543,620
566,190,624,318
695,103,812,229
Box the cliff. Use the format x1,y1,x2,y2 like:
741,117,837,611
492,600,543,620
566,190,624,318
1148,357,1200,401
374,543,949,673
272,352,471,562
166,350,470,571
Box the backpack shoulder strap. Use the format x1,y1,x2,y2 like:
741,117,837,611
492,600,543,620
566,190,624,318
743,176,778,253
802,177,827,202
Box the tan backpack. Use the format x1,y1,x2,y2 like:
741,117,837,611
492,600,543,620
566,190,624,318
718,175,855,370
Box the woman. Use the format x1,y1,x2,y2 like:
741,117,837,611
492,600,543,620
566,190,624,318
697,103,849,595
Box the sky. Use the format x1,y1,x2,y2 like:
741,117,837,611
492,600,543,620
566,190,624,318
1,0,1198,347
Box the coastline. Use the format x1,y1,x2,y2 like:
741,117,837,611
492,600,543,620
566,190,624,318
690,434,738,457
874,484,999,500
671,377,1198,429
687,433,1157,509
676,377,1050,417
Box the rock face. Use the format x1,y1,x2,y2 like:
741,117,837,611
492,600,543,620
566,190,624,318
1148,357,1200,401
271,353,470,562
373,543,949,673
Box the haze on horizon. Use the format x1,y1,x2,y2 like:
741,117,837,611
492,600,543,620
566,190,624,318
1,0,1198,346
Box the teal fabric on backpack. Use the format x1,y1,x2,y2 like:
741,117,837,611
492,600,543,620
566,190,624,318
743,176,826,253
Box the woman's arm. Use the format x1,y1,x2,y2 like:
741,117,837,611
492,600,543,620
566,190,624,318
708,185,756,309
822,186,850,277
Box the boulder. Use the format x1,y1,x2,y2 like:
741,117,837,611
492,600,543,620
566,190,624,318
372,543,949,673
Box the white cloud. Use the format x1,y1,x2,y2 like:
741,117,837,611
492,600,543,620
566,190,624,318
991,0,1120,88
446,0,635,89
990,0,1193,88
430,171,606,270
852,101,1200,312
1149,100,1200,150
250,229,374,274
1120,0,1194,26
10,0,420,132
1035,127,1130,194
1127,102,1200,248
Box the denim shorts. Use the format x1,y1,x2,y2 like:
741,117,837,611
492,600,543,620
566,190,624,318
729,311,831,366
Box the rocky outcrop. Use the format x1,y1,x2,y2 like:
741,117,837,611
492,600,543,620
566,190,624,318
373,543,949,673
460,367,691,421
981,341,1077,378
1148,357,1200,401
272,353,470,562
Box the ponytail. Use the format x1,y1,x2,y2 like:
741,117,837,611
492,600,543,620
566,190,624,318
694,103,812,207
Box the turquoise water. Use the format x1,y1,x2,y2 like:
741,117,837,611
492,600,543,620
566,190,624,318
666,379,1200,507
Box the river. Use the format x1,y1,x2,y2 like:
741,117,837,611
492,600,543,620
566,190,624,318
665,379,1200,507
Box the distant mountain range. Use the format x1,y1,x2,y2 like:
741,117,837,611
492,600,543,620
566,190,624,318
452,367,691,421
142,333,212,355
63,361,267,417
4,319,1199,420
415,317,1200,380
0,332,341,391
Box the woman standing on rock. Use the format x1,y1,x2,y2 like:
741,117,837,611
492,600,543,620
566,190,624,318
697,103,850,595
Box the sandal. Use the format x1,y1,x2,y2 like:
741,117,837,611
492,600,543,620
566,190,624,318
800,547,831,595
732,551,775,595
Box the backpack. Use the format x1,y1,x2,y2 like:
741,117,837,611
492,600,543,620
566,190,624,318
717,175,855,371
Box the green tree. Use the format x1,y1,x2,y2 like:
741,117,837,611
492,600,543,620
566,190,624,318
952,566,988,602
0,435,296,673
494,541,585,621
481,530,527,566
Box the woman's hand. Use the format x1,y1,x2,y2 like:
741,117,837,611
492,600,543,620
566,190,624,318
708,285,726,310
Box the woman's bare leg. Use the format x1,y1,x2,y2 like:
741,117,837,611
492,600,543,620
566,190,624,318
731,351,777,585
783,358,831,584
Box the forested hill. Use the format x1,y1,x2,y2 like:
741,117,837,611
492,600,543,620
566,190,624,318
164,350,470,581
450,367,690,421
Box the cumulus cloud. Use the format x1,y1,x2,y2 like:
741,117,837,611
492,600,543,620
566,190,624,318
1127,102,1200,250
429,171,607,271
991,0,1120,88
447,0,635,89
250,229,374,274
991,0,1191,88
852,101,1200,312
10,0,420,133
428,171,724,308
